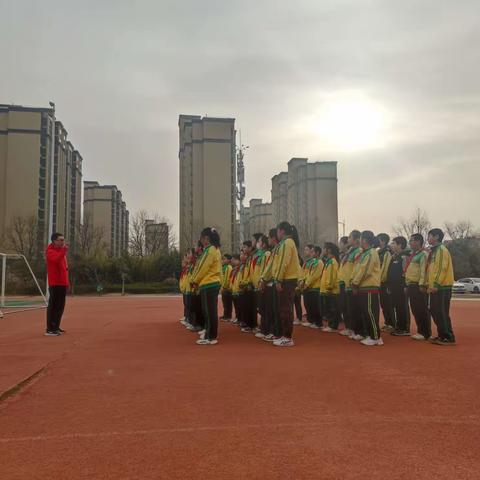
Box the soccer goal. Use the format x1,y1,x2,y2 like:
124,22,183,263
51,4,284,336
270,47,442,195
0,253,47,318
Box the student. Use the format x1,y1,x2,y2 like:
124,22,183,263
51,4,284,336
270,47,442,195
45,232,69,336
180,249,195,328
230,254,242,325
188,242,205,332
388,236,411,336
337,236,350,333
321,242,341,332
377,233,394,332
259,228,280,341
240,241,257,332
426,228,455,346
342,230,364,340
179,255,188,324
191,227,222,345
237,249,250,331
272,222,301,347
299,244,315,327
351,230,383,346
301,245,323,329
406,234,431,341
252,235,270,336
220,254,233,322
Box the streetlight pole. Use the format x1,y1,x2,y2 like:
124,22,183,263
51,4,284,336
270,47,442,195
46,102,55,299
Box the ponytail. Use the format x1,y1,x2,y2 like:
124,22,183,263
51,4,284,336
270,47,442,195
291,225,300,249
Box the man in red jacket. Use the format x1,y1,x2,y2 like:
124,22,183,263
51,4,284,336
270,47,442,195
45,232,69,336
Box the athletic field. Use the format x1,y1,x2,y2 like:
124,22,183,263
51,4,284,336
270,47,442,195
1,296,479,479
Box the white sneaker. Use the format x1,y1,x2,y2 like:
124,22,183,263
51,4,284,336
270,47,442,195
197,329,206,336
196,339,218,345
255,332,266,339
293,320,302,326
339,329,351,336
309,324,320,329
180,316,186,322
273,337,294,347
301,321,312,327
262,334,275,342
361,337,384,346
411,333,426,341
353,334,365,341
323,327,337,333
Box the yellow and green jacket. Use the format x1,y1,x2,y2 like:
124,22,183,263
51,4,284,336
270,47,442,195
183,265,194,294
238,261,251,291
230,267,241,295
304,258,324,291
351,247,381,292
342,246,363,291
300,257,314,283
261,246,278,284
320,257,339,295
273,237,301,283
378,247,392,285
427,244,454,290
190,245,222,290
251,249,269,290
221,264,233,291
405,250,428,287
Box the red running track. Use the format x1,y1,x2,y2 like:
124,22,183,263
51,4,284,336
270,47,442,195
0,295,479,479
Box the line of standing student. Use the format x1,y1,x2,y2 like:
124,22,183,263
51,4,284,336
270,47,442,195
179,224,456,347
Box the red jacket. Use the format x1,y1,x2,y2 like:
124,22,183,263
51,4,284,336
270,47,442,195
46,244,69,286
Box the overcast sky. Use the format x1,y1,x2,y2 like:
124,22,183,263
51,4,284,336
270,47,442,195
2,0,479,238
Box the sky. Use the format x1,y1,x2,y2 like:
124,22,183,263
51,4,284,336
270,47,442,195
2,0,479,238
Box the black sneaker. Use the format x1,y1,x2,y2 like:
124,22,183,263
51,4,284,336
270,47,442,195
431,337,456,346
391,330,411,336
45,331,60,336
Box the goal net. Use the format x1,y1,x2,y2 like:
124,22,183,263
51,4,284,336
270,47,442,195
0,253,47,318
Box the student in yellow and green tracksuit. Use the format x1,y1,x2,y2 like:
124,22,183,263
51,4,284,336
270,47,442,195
237,250,250,330
190,227,222,346
299,244,315,327
189,243,205,333
342,230,364,340
337,236,349,332
406,233,431,341
230,254,241,325
321,242,341,332
351,230,383,346
220,254,233,322
252,235,271,339
426,228,455,346
377,233,394,331
301,245,323,329
240,240,257,332
272,222,301,347
259,228,280,341
179,256,188,323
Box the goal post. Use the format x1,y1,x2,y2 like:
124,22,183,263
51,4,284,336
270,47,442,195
0,253,47,318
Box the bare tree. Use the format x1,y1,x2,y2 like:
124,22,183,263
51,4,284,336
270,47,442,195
4,215,40,260
130,210,177,257
444,220,477,240
393,207,431,240
77,214,107,256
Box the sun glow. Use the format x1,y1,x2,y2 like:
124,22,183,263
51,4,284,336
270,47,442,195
312,95,387,152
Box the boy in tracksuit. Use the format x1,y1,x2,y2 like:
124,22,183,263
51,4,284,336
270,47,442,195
259,228,280,340
377,233,394,331
321,242,341,332
220,254,233,321
344,230,365,340
426,228,456,346
406,233,431,341
337,236,349,334
388,236,411,336
351,230,383,346
301,245,323,329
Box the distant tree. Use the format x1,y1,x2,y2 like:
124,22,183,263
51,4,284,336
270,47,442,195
444,220,477,240
393,207,431,240
3,215,40,261
447,238,480,278
77,214,106,256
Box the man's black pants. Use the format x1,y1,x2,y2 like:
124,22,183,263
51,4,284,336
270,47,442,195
408,285,431,338
200,286,220,340
380,284,394,327
358,291,381,340
304,290,321,325
429,289,455,341
46,286,67,332
221,290,233,319
390,286,410,332
325,294,341,329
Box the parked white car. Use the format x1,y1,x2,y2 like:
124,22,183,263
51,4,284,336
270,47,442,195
453,282,467,294
456,278,480,294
